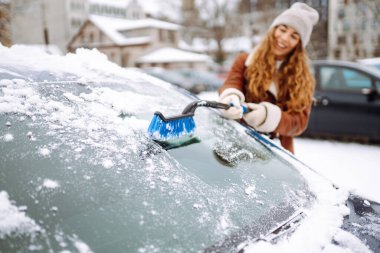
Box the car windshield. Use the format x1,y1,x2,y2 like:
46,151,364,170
0,60,314,252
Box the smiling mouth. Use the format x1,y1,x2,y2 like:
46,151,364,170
275,41,287,50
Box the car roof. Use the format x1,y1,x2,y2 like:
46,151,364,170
312,59,380,78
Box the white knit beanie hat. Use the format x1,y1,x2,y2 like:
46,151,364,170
270,2,319,47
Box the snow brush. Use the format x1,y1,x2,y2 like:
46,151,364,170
147,100,247,141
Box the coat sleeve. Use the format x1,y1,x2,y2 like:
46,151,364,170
275,105,312,137
218,53,248,95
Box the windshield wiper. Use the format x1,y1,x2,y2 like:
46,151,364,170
203,208,305,253
154,136,201,150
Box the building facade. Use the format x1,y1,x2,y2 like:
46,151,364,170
8,0,380,63
67,15,212,69
244,0,328,59
328,0,380,60
11,0,88,52
88,0,145,19
243,0,379,60
10,0,158,53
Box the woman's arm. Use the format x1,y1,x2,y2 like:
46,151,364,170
218,53,248,95
275,105,312,137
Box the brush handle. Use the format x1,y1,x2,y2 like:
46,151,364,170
229,102,248,114
182,100,248,114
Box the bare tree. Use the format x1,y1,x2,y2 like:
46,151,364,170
160,0,242,64
197,0,242,63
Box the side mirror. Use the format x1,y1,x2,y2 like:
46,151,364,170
361,88,378,102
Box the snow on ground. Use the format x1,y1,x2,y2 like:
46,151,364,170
295,138,380,204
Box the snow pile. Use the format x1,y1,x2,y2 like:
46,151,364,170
42,179,60,189
295,139,380,204
0,44,160,86
0,191,41,239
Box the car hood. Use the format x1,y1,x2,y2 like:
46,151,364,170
0,45,361,253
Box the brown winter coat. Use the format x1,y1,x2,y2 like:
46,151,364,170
218,53,312,154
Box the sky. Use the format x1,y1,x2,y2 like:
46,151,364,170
0,44,379,253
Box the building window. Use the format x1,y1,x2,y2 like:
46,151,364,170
343,20,350,32
355,48,360,57
338,9,345,19
122,52,129,67
338,35,346,44
71,18,82,28
159,30,164,42
89,33,94,43
334,49,341,58
169,31,175,43
352,33,358,44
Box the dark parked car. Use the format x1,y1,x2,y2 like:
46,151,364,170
143,67,207,94
1,46,379,253
143,68,223,94
303,60,380,143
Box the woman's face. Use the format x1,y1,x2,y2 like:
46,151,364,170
272,25,300,60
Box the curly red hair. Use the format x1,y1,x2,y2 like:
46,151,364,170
245,27,315,113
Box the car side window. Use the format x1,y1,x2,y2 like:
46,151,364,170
320,66,372,91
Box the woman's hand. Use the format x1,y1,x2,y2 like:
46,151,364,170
243,102,282,133
219,94,244,119
218,88,245,119
243,103,266,127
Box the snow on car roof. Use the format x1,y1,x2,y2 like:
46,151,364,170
357,57,380,64
136,47,211,63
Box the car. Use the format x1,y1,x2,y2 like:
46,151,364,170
302,59,380,143
142,67,202,94
176,69,223,92
1,45,379,253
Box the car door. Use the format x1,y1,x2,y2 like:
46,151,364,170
311,64,380,141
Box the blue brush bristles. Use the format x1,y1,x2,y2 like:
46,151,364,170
147,100,237,141
147,113,196,141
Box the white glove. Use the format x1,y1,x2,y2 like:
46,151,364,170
243,102,282,133
218,88,245,120
243,103,266,128
219,94,243,119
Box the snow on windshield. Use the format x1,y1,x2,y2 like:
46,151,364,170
0,189,93,253
3,44,284,251
0,44,194,250
0,191,41,239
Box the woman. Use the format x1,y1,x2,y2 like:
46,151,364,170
218,3,319,154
